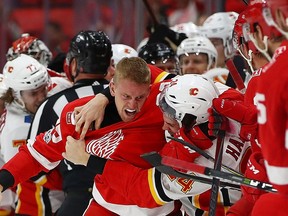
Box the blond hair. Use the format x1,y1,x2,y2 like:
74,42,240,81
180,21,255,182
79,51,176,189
113,57,151,85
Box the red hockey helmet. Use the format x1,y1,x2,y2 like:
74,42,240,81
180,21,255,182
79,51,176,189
240,1,283,61
233,13,258,67
263,0,288,38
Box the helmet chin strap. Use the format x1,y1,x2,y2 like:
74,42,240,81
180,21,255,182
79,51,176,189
249,34,272,61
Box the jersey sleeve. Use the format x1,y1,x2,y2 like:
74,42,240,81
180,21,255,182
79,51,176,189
0,97,94,188
101,159,213,207
148,64,176,84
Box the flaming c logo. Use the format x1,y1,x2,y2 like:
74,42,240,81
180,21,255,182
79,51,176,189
8,66,13,73
189,88,198,96
124,48,131,54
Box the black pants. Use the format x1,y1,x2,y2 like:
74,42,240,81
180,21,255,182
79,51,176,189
55,188,93,216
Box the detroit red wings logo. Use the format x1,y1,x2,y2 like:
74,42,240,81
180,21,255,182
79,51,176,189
86,130,124,158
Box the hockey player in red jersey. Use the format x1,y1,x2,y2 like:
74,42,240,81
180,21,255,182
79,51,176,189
65,74,250,215
0,57,184,215
251,0,288,215
214,1,288,215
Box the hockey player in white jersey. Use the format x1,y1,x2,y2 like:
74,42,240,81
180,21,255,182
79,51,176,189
0,54,59,215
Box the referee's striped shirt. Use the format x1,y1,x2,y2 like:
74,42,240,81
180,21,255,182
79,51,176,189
27,79,109,140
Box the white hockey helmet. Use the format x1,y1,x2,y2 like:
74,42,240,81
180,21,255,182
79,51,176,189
202,12,239,58
112,44,138,66
6,33,52,67
0,74,8,97
177,36,218,70
136,37,149,53
170,22,202,38
3,54,49,91
204,67,229,84
158,74,219,128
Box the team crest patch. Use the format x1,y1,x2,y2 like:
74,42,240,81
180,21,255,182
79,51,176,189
43,129,52,143
13,139,27,147
86,129,124,158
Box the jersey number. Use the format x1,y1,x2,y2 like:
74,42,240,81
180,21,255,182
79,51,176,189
254,93,267,124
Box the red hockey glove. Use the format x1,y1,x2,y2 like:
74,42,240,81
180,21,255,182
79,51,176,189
160,140,200,164
207,107,229,137
240,122,258,142
212,98,258,141
241,152,268,203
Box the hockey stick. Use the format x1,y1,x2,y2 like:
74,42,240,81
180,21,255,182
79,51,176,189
242,0,248,5
167,136,243,176
226,58,246,94
142,0,159,25
141,151,241,189
208,131,225,216
161,156,277,193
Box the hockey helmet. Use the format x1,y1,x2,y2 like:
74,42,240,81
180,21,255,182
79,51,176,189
64,30,112,81
6,33,52,67
202,12,239,58
177,36,218,70
158,74,219,129
3,54,49,91
112,44,138,66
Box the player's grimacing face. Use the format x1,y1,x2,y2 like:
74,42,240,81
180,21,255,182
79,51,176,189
110,79,151,122
162,113,180,136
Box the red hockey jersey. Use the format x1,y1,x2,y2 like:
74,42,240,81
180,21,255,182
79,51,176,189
256,40,288,195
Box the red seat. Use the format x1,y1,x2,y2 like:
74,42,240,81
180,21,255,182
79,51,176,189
10,8,74,39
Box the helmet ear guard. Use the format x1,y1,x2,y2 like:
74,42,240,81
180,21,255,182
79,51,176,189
63,54,73,82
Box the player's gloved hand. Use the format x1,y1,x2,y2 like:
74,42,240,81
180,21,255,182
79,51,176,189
212,97,258,141
207,108,229,137
147,24,187,47
160,139,200,165
241,152,268,203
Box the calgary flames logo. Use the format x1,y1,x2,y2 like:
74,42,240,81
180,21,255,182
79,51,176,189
189,88,199,96
7,66,13,73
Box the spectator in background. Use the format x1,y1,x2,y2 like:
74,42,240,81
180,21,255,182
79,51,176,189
46,21,70,58
166,0,204,26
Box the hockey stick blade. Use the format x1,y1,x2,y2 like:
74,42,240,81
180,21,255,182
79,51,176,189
141,151,240,189
167,136,243,176
161,156,277,193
